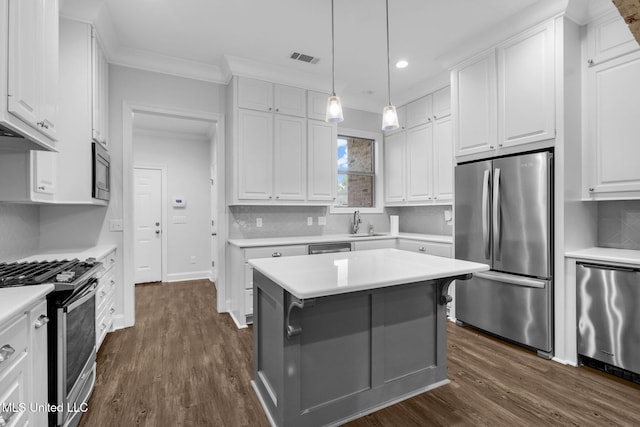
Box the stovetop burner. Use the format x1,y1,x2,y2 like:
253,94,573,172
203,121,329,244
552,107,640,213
0,258,101,290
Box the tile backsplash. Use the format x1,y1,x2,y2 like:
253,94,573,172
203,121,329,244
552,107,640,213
387,205,453,235
598,201,640,250
0,204,40,261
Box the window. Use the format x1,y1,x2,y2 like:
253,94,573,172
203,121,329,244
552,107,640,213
336,134,375,208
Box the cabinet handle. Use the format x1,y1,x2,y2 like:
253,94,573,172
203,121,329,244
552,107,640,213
272,252,282,257
498,143,503,147
433,196,438,200
587,59,594,67
275,108,279,112
110,280,116,286
419,247,427,252
0,345,15,363
101,323,107,331
35,315,50,329
268,107,272,111
36,121,49,129
38,186,45,191
588,188,594,192
490,145,495,149
100,291,107,297
109,307,116,314
275,196,280,199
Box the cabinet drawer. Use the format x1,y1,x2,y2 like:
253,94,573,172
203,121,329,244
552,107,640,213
96,270,115,314
244,245,307,261
397,240,452,257
245,289,254,316
0,351,29,427
354,240,395,251
0,314,28,376
96,298,114,349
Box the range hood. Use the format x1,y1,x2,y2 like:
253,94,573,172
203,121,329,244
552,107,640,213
0,123,57,152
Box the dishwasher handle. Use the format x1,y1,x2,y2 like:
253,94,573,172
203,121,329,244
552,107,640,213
578,262,639,273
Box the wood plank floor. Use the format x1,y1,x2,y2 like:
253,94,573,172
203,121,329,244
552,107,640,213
79,279,640,426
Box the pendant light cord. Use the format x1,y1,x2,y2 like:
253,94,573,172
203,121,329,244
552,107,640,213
331,0,336,97
385,0,392,105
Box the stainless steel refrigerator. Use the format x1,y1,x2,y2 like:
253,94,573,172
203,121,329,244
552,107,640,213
454,151,553,358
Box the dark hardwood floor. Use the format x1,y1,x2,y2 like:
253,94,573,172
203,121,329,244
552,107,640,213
79,279,640,426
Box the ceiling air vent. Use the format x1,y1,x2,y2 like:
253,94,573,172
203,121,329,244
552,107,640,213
290,52,319,64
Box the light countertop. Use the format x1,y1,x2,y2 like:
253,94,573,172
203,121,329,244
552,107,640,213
565,247,640,266
249,248,488,299
229,232,452,248
19,244,117,263
0,284,54,325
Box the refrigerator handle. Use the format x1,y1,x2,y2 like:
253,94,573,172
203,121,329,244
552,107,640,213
493,167,501,261
482,169,491,260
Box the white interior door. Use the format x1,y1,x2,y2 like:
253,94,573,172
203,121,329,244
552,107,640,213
134,168,162,284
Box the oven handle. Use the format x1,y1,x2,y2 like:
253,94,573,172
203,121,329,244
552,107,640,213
67,279,97,312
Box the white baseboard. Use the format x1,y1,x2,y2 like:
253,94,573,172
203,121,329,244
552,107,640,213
229,310,248,329
166,270,211,282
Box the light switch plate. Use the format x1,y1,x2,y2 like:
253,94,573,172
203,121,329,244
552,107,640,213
256,218,263,227
109,219,123,232
307,217,313,226
318,216,326,226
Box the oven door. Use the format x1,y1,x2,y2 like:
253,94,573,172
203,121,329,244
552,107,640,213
56,279,97,426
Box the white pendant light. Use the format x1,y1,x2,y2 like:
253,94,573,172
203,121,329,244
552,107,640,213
381,0,399,131
326,0,344,123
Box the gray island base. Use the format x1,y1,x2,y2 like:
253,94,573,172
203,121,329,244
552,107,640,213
249,249,488,427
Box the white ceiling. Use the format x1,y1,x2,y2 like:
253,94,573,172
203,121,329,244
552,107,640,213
59,0,614,113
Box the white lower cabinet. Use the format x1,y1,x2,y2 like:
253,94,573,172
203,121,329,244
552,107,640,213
0,296,49,427
95,249,117,351
229,244,307,327
396,239,452,258
353,239,395,251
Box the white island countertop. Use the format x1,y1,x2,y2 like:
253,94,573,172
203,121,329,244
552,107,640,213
249,248,489,299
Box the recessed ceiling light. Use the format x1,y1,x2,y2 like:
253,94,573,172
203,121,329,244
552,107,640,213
395,60,408,69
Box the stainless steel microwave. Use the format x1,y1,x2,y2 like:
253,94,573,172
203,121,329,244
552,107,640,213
92,142,110,201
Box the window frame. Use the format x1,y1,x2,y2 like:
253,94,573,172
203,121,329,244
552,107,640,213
330,127,384,214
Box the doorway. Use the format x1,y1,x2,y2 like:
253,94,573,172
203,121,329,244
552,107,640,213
134,167,163,284
121,103,226,329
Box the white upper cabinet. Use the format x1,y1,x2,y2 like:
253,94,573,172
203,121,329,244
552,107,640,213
497,20,555,148
274,116,306,201
0,0,58,150
452,19,556,159
433,116,453,202
452,51,497,157
0,151,56,202
586,10,639,66
238,77,306,117
237,109,274,200
383,132,406,203
584,51,640,199
406,95,433,128
92,28,109,146
432,86,451,119
307,120,336,201
406,123,433,202
307,90,329,121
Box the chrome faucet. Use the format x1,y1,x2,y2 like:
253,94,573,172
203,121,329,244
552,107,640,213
352,210,362,234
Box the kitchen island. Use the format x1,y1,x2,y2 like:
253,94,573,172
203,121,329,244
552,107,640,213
249,248,489,427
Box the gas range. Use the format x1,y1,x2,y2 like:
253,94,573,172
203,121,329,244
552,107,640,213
0,258,103,291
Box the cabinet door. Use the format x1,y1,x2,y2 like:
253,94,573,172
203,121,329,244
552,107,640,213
452,52,497,157
307,120,336,201
274,84,306,117
433,86,451,119
274,116,306,200
406,123,433,202
38,0,58,140
7,0,41,128
32,151,56,195
433,116,453,202
30,300,48,427
237,109,273,200
587,11,640,66
586,52,640,195
397,239,452,257
497,21,555,148
237,77,273,112
307,90,329,120
92,29,108,144
406,95,432,128
384,132,405,203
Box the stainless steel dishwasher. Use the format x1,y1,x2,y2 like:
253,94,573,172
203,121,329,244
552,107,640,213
577,262,640,381
308,242,352,254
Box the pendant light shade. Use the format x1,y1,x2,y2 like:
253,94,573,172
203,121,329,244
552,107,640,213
326,0,344,123
382,105,399,131
381,0,399,131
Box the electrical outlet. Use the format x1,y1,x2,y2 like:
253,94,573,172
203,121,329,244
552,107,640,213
307,217,313,226
318,216,326,226
256,218,263,227
190,255,197,264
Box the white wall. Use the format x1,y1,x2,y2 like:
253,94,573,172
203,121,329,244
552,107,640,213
133,130,211,281
0,204,40,261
